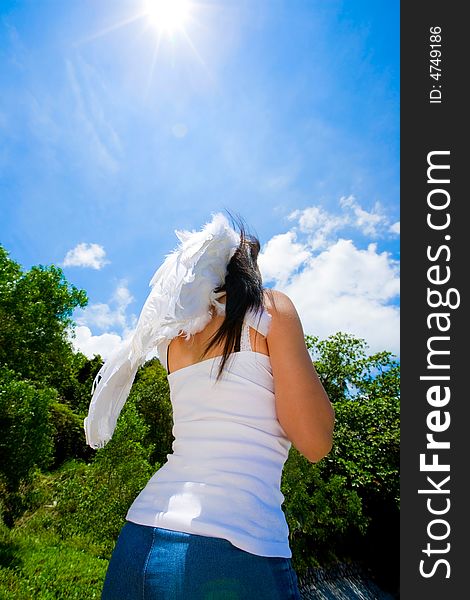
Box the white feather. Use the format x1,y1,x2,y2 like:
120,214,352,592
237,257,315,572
83,213,240,449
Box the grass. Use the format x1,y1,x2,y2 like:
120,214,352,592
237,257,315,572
0,521,109,599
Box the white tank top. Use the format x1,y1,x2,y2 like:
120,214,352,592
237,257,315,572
125,303,293,558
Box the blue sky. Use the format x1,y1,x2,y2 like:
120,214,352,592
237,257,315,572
0,0,399,358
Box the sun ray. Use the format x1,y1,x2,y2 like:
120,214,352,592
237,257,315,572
143,31,164,104
179,27,214,82
72,11,149,47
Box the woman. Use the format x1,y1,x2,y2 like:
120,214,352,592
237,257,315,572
85,213,335,599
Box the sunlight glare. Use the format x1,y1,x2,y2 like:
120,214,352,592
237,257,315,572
145,0,191,35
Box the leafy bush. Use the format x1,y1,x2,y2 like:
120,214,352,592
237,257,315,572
326,395,400,504
15,397,156,557
306,333,400,591
130,358,174,467
0,368,56,526
48,401,91,469
281,447,368,574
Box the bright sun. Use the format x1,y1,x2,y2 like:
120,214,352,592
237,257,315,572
144,0,191,35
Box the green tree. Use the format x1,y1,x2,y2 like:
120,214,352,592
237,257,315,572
0,245,88,393
281,446,368,573
0,367,56,525
52,350,105,417
48,401,92,469
306,332,398,402
304,332,400,591
0,245,91,519
130,358,174,467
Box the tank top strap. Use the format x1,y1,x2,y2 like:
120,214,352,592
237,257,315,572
239,320,252,352
156,338,171,372
239,306,272,352
244,306,272,338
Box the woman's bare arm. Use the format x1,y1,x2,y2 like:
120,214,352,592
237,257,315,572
265,289,335,463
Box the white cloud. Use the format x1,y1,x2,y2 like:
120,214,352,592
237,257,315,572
289,195,397,251
262,160,301,192
275,239,399,354
261,198,400,355
77,302,122,330
76,279,135,331
71,280,139,359
69,197,400,359
389,221,400,235
264,174,294,191
339,195,388,237
288,205,347,250
274,239,399,355
257,231,310,285
70,326,126,360
62,242,110,269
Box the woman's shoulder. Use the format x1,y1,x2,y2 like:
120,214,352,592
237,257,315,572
262,289,304,342
263,288,298,317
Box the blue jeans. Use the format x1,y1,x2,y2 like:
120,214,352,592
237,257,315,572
101,520,301,599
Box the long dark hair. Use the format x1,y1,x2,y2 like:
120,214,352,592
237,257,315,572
200,215,266,380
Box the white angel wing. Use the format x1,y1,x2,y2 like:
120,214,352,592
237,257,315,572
83,212,239,449
83,341,140,449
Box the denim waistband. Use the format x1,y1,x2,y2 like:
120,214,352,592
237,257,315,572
101,520,301,599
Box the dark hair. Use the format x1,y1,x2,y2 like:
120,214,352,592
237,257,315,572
200,216,265,380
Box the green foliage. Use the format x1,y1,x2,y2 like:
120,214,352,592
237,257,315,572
3,406,155,600
21,399,156,551
47,350,105,417
308,332,400,591
0,519,107,599
281,447,368,574
48,401,91,469
306,332,399,403
64,353,104,416
0,246,96,515
283,332,400,584
130,358,174,466
326,395,400,504
0,245,88,393
305,332,399,505
0,367,56,525
360,361,400,402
